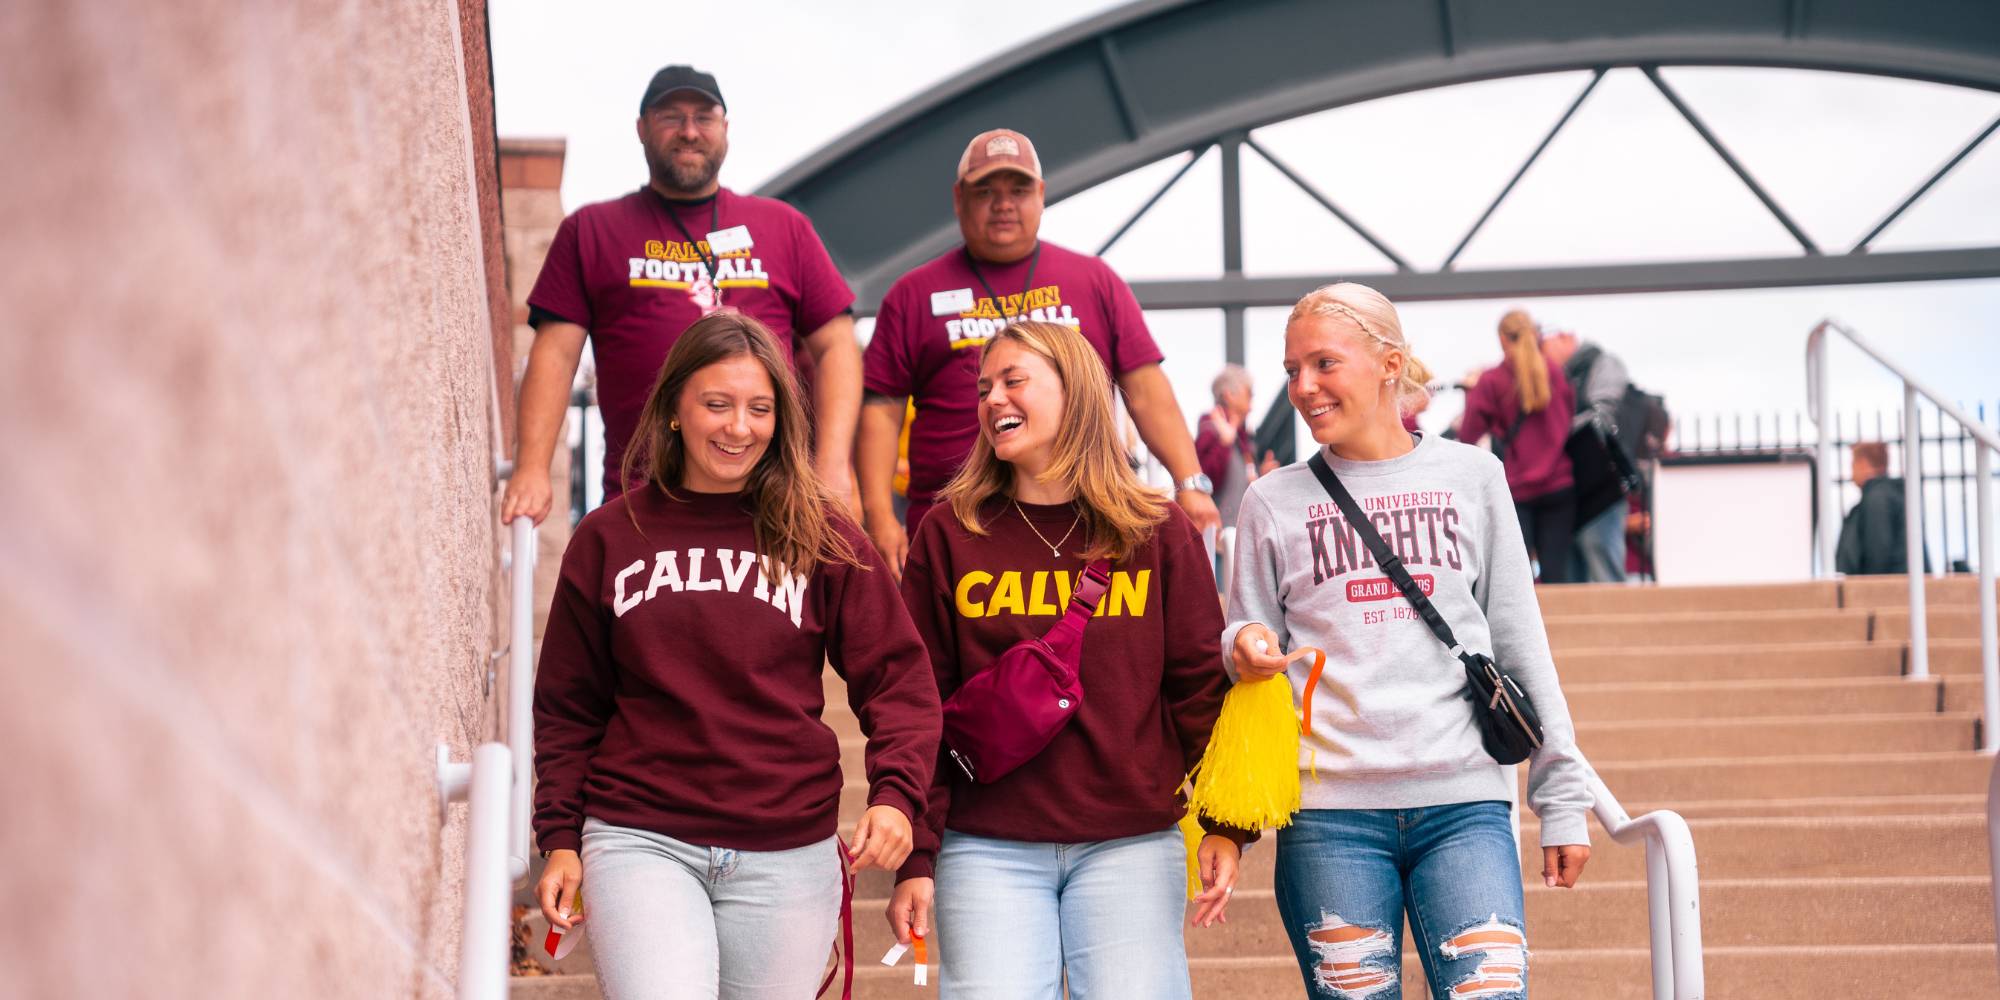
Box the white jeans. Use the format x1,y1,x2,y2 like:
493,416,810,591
932,826,1193,1000
580,817,842,1000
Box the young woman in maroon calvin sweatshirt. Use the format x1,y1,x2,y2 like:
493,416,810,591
883,320,1244,999
530,312,940,1000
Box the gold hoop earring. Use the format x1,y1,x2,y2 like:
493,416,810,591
669,419,680,432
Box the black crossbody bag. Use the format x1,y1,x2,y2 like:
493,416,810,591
1306,453,1546,765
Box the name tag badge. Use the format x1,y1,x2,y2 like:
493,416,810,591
706,225,753,255
931,287,975,316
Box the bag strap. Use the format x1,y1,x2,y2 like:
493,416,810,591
1492,408,1530,461
1306,452,1480,671
1043,559,1113,654
816,838,856,999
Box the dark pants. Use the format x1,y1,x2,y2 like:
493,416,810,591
1515,487,1577,584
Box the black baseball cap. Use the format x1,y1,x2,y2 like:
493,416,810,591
640,65,726,114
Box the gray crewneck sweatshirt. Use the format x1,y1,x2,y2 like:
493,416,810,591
1223,433,1592,847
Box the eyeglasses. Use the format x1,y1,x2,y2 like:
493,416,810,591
650,110,724,132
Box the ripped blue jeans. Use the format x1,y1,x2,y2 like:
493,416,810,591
1273,802,1528,999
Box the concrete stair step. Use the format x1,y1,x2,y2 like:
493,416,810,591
1875,607,1985,641
514,944,2000,1000
1552,641,1902,684
1564,675,1944,720
1535,580,1840,616
1612,792,1986,819
836,876,1991,963
1544,609,1870,647
1942,672,1997,716
1578,750,1992,803
846,810,1992,898
839,715,1980,775
831,754,1991,826
1841,574,1999,610
847,810,1991,899
1576,712,1978,759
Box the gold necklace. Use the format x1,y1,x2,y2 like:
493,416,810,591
1013,499,1082,558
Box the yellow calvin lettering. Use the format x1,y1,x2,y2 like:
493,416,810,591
1027,572,1060,615
954,570,993,618
987,571,1026,616
1106,569,1151,617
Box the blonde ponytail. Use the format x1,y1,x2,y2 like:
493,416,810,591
1498,309,1550,415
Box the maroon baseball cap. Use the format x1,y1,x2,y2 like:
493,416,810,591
957,129,1043,184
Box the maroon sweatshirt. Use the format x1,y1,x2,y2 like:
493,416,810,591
532,486,940,854
895,498,1234,881
1459,357,1576,502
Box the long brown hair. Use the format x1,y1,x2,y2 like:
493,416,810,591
620,312,862,578
939,321,1168,562
1498,309,1551,415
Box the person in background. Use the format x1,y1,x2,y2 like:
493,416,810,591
532,313,938,1000
858,128,1219,580
1195,364,1279,530
504,65,863,524
885,321,1246,998
1459,309,1578,583
1541,329,1631,583
1836,441,1929,575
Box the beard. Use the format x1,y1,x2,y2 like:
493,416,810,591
646,138,726,195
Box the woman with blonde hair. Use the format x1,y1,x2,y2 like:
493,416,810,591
531,312,941,1000
1229,284,1590,998
1459,308,1579,582
884,320,1246,998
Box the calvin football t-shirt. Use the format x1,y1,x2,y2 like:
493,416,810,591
862,241,1163,505
528,186,854,496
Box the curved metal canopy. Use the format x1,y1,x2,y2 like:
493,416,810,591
758,0,2000,314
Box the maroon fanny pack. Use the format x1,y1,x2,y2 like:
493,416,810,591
941,560,1112,784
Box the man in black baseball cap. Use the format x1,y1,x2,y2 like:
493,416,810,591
639,64,725,114
504,62,865,529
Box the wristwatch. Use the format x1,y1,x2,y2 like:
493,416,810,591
1175,473,1214,495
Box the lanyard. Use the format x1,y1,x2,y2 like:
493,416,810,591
655,191,723,296
963,243,1041,324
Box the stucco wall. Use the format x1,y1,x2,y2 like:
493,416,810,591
0,2,506,997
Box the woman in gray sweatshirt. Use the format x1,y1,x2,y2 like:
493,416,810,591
1224,283,1593,1000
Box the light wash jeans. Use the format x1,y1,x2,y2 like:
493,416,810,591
579,817,842,1000
1273,802,1528,1000
1570,497,1628,583
933,826,1192,1000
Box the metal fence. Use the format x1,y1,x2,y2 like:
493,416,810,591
1667,400,2000,574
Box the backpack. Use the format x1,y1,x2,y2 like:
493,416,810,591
1565,343,1668,463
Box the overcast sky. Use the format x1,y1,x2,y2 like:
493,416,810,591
490,0,2000,459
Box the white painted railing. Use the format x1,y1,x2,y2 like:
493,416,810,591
435,442,540,998
437,742,514,1000
507,514,536,882
1584,762,1703,1000
1807,318,1999,749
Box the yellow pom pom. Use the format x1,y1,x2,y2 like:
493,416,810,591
1189,674,1304,831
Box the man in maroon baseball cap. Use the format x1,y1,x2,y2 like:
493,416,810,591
856,127,1221,574
503,66,863,522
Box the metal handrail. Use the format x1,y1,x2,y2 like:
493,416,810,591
435,457,539,997
1586,765,1704,1000
1806,318,1999,751
438,742,514,1000
507,515,536,882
